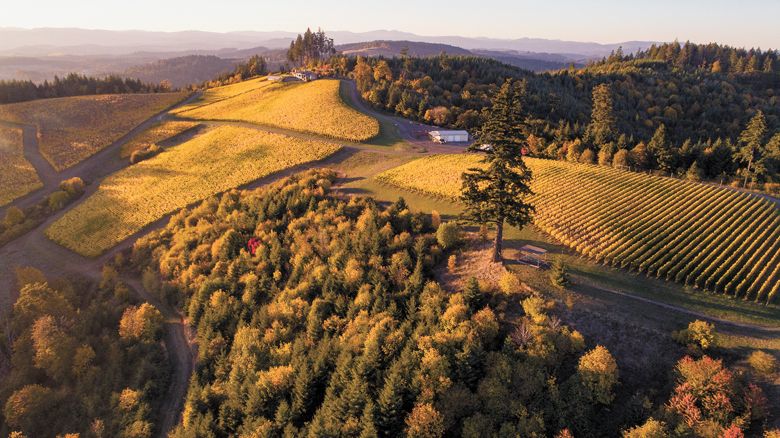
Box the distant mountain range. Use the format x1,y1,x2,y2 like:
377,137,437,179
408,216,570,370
0,27,656,58
0,27,659,85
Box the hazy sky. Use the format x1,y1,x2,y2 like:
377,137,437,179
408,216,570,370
3,0,778,48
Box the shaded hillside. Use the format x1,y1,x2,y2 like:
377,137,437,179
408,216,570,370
123,55,236,88
338,40,471,57
473,49,580,71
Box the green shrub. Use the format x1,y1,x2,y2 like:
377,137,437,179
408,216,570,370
748,350,777,376
47,190,71,211
436,221,461,250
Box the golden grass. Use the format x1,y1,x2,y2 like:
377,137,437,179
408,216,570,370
0,126,42,205
120,120,200,158
0,93,186,170
376,154,780,302
171,76,271,114
177,79,379,142
46,126,341,256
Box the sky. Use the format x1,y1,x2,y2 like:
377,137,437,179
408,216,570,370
2,0,778,48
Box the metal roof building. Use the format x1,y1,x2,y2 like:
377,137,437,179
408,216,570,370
429,130,469,143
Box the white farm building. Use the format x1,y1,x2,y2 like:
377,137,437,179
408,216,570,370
428,130,469,143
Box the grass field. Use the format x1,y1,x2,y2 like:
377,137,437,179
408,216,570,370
0,93,186,170
377,154,780,303
172,76,271,114
120,120,200,157
176,78,379,142
46,126,341,256
0,126,42,205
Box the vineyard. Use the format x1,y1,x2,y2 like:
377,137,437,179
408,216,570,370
0,126,42,205
120,120,200,157
376,155,780,303
0,92,186,170
46,126,341,256
171,76,271,114
176,78,379,142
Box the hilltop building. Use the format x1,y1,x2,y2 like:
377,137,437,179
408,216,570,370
428,130,469,143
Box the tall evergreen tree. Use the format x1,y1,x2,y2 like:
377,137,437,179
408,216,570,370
587,83,617,146
737,110,768,186
461,79,535,262
647,124,677,174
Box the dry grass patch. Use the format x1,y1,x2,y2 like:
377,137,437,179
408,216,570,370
46,126,340,256
0,126,42,205
177,79,379,142
0,93,186,170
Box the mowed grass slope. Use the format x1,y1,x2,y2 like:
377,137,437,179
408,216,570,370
120,120,200,157
0,93,186,170
0,126,42,205
377,155,780,303
176,78,379,141
46,126,341,256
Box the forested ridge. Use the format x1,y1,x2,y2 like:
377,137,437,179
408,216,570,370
0,73,172,104
113,170,771,437
341,41,780,187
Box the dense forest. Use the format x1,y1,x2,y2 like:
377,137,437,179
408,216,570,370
590,42,779,75
340,41,780,187
0,73,172,104
0,267,169,437
115,170,771,437
201,55,269,89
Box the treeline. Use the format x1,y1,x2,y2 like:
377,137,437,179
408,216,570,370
0,266,168,437
0,73,171,105
344,49,780,186
287,28,335,66
593,41,779,74
126,170,772,437
202,55,268,89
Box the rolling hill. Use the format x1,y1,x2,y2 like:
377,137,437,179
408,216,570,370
376,155,780,303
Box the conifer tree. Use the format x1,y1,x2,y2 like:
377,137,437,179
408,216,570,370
587,84,617,146
647,124,677,174
549,258,570,288
461,79,535,262
737,110,768,186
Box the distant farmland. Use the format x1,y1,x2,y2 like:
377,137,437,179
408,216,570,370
0,92,186,170
377,155,780,303
175,78,379,142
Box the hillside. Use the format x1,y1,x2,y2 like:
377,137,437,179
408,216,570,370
377,155,780,303
176,78,379,141
123,55,236,88
338,40,472,57
0,92,186,169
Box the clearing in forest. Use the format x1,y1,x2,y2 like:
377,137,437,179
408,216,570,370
175,78,379,142
0,126,42,205
376,154,780,303
46,126,341,256
0,93,186,170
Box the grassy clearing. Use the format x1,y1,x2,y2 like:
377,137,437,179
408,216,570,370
46,126,341,257
177,79,379,142
377,154,780,304
120,120,200,158
0,93,186,170
0,126,42,205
